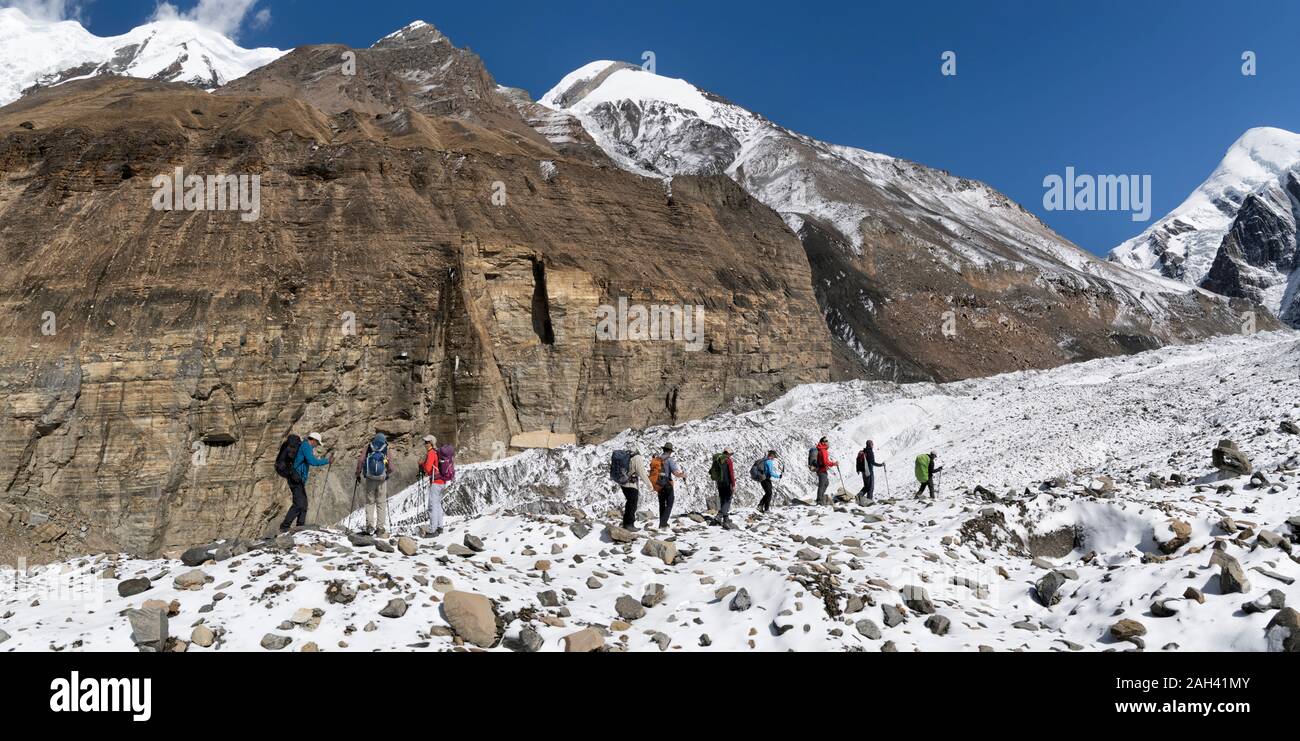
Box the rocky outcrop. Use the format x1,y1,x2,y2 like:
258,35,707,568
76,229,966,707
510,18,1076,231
1199,179,1299,321
0,25,829,561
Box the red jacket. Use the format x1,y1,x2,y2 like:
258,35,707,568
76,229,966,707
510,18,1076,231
420,448,445,485
816,443,836,473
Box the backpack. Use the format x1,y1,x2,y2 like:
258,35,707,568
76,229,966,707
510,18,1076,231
709,453,726,482
437,444,456,481
915,454,931,483
856,450,866,473
364,442,388,481
610,450,633,486
750,458,767,482
808,447,819,469
275,435,302,481
648,456,665,492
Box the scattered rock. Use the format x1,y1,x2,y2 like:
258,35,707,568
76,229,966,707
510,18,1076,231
882,604,907,627
615,595,647,622
463,534,485,552
1243,590,1286,615
563,627,605,652
729,588,753,612
397,537,419,556
191,626,215,648
260,633,293,651
1110,619,1147,643
379,598,408,619
900,585,935,615
1157,519,1192,555
508,627,544,653
855,619,881,640
127,607,168,652
1209,550,1251,594
642,539,678,566
605,526,637,544
443,591,498,649
1150,599,1183,618
1265,608,1299,652
117,578,151,598
641,583,666,608
925,615,951,636
325,580,357,605
172,569,208,591
1212,440,1252,476
1035,570,1068,608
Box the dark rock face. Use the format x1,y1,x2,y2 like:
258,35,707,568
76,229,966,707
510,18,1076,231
0,25,829,559
1199,184,1298,318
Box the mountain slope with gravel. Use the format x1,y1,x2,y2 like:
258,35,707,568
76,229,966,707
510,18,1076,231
3,331,1296,653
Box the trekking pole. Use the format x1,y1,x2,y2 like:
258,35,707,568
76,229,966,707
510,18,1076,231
884,465,892,501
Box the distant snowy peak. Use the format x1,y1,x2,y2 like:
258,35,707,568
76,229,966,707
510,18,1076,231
372,20,448,48
1109,127,1300,284
0,7,285,107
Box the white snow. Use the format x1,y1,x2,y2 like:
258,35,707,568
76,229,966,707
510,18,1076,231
0,6,285,106
3,330,1297,652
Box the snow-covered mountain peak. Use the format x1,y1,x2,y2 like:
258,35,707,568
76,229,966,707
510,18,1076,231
1109,127,1300,284
372,19,448,48
0,6,285,107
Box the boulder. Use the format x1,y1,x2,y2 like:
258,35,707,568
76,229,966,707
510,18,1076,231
1265,608,1299,652
1150,599,1183,618
562,627,605,653
1212,440,1252,476
882,604,907,627
397,537,419,556
1243,590,1286,615
855,619,882,640
1110,619,1147,643
443,591,498,648
729,588,753,612
605,526,637,544
191,626,215,648
1157,519,1192,555
641,583,666,608
507,627,544,653
117,578,152,598
538,590,560,607
463,534,486,552
1035,570,1068,608
127,607,168,652
446,543,476,557
379,598,408,619
642,539,678,566
925,615,951,636
1209,550,1251,594
615,595,647,621
900,585,935,615
172,569,209,591
260,634,293,651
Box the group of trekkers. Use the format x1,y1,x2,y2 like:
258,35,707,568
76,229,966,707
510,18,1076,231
608,438,945,531
273,431,457,537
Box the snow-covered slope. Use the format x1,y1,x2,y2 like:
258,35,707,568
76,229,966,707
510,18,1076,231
6,332,1296,652
0,7,284,106
1110,127,1300,285
530,62,1254,382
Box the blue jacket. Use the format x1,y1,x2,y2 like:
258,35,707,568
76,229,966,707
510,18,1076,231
294,442,330,484
764,459,782,480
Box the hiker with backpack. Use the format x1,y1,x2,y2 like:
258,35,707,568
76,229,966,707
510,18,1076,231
855,441,887,504
649,443,686,530
708,448,736,528
915,451,943,500
750,450,782,513
809,437,838,506
355,433,393,536
609,448,649,530
278,432,332,533
419,435,447,537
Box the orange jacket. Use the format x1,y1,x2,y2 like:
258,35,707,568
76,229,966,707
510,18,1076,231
420,448,444,484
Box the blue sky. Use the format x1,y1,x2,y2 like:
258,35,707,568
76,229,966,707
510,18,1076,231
69,0,1300,255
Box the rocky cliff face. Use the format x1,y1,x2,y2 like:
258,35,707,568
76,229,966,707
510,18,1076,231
1199,174,1300,324
0,26,829,562
538,63,1263,382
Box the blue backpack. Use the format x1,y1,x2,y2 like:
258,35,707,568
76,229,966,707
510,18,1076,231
364,443,388,481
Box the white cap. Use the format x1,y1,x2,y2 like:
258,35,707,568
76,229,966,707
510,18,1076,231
308,432,323,443
423,435,437,444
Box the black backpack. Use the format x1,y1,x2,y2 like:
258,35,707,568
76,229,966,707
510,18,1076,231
275,435,302,480
856,450,866,473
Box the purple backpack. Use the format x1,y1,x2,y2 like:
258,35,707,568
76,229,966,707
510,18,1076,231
437,444,456,482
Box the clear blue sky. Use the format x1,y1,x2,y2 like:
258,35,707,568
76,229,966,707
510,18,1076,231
78,0,1300,255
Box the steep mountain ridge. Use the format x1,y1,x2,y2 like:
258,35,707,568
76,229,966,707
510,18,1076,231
535,61,1262,381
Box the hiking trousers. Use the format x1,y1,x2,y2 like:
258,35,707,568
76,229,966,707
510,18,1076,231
280,479,308,531
759,479,775,512
620,486,639,529
858,473,875,501
916,480,935,499
716,481,733,523
658,483,675,528
363,478,389,532
816,471,831,505
427,482,445,532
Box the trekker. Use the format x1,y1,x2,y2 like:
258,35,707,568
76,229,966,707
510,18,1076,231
355,432,393,535
856,441,886,504
610,448,649,530
650,443,686,529
754,450,782,512
281,432,331,532
419,435,446,536
811,437,838,506
709,448,736,528
915,451,943,500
